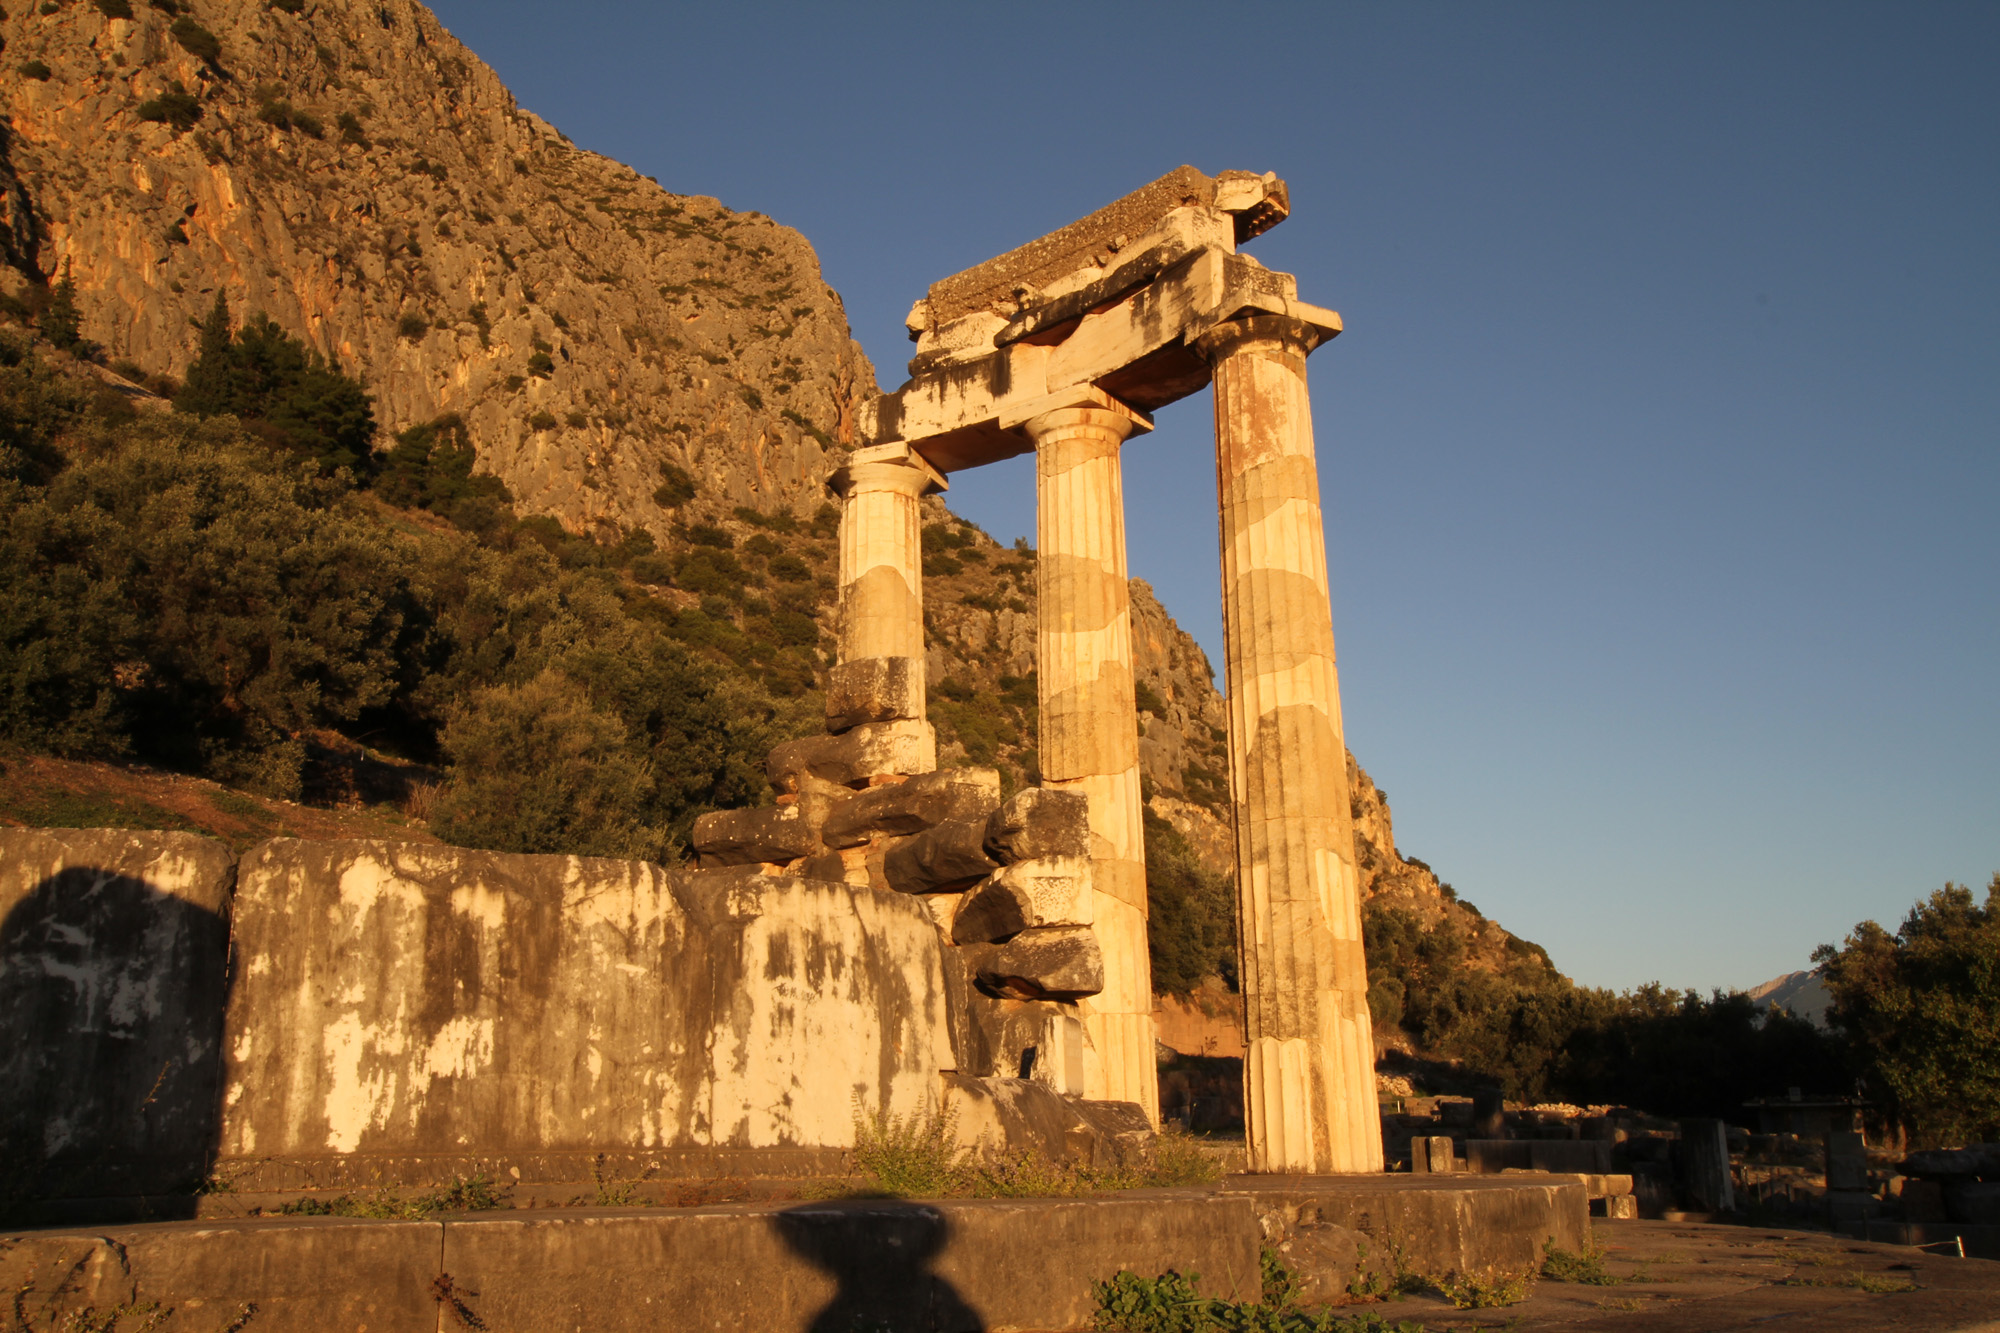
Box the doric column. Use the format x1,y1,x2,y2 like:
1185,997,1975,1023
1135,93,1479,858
827,443,944,731
1194,315,1382,1173
1023,401,1158,1122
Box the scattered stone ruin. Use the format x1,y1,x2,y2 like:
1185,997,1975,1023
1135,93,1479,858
730,164,1383,1172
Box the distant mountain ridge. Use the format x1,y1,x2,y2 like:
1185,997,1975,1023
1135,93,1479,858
1749,969,1833,1028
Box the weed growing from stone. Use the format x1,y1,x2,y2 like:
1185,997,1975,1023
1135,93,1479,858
1090,1264,1429,1332
1434,1267,1533,1309
847,1107,1226,1200
1538,1236,1621,1285
590,1154,658,1206
1782,1269,1917,1294
851,1103,970,1198
274,1173,504,1219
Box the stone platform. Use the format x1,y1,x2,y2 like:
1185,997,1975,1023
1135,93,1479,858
2,1174,1587,1333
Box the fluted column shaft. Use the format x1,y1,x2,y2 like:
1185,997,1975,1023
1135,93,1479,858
838,461,929,665
829,456,934,727
1198,316,1381,1173
1026,405,1157,1122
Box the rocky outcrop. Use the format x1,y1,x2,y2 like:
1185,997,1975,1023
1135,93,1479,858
2,0,872,534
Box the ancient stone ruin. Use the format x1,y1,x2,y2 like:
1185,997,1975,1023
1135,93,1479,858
0,167,1377,1236
699,165,1382,1173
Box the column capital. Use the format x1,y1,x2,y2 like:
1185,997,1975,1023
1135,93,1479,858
828,441,947,498
1193,314,1332,366
1019,395,1152,451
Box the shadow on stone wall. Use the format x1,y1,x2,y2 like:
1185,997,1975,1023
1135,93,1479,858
0,867,232,1220
774,1202,986,1332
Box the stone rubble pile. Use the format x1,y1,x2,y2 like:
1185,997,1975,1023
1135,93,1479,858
693,750,1106,1098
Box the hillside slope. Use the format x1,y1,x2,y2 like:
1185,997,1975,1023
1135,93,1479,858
2,0,870,532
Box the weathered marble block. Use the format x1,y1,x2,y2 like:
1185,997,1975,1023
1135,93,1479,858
217,842,951,1163
984,787,1090,864
821,767,1000,849
767,720,937,793
691,804,819,867
959,926,1105,1001
951,857,1093,944
883,817,997,895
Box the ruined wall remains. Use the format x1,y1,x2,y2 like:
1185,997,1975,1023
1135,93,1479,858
221,841,952,1163
0,829,954,1205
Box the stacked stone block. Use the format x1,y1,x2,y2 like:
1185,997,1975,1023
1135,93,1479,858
691,763,1107,1099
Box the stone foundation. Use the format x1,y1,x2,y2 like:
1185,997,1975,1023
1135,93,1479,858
1,1175,1590,1333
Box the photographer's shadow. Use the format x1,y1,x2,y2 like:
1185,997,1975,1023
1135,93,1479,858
774,1200,985,1333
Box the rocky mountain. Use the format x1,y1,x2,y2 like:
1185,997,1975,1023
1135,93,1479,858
6,0,1533,986
1,0,870,536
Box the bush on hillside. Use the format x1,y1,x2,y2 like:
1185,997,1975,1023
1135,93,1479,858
136,82,202,132
1144,811,1237,997
169,17,221,65
175,295,377,475
428,670,664,860
0,340,791,831
1364,899,1847,1114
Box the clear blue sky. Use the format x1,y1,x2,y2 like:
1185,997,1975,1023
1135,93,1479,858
427,1,1999,993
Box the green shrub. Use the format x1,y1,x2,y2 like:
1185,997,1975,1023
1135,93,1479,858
686,522,732,548
674,547,750,596
525,350,554,378
169,16,220,63
93,0,134,18
852,1103,968,1199
1540,1237,1620,1285
174,293,376,475
18,60,51,82
267,0,303,12
527,410,557,432
629,554,674,586
427,670,668,861
0,420,411,795
1091,1263,1427,1332
1437,1268,1531,1309
1133,679,1168,716
39,264,95,358
652,460,696,508
768,552,810,582
135,81,201,131
1145,812,1237,998
1818,876,2000,1145
375,413,511,519
395,311,428,340
336,110,367,146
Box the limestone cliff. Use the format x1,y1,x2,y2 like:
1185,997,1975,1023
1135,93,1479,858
6,0,1526,991
1,0,871,535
